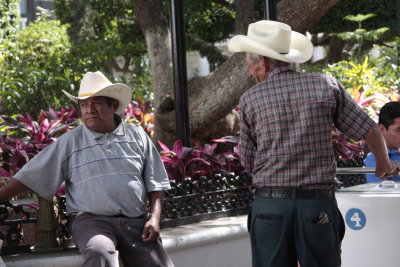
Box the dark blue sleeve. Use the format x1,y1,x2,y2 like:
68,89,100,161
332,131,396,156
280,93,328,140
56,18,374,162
363,153,382,183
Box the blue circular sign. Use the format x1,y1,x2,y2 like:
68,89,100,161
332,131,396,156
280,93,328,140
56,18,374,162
345,208,366,230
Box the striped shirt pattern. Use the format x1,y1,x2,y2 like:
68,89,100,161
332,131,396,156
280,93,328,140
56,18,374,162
239,66,375,189
15,120,171,217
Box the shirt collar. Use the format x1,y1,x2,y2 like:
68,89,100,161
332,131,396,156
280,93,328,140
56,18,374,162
83,116,125,140
267,65,293,80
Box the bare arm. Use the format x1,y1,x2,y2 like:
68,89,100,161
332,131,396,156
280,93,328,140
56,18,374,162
142,190,164,242
364,125,399,178
0,178,30,202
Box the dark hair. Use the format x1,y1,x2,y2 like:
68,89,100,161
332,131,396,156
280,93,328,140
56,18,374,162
379,102,400,129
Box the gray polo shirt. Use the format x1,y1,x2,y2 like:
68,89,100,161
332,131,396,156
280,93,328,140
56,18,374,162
14,121,171,217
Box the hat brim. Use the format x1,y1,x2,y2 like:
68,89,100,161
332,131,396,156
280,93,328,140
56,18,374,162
228,31,313,63
63,84,132,115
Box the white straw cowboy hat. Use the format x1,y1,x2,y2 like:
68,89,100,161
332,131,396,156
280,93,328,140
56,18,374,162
63,71,132,115
228,20,313,63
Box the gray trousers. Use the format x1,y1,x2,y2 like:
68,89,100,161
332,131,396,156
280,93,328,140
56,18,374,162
71,213,174,267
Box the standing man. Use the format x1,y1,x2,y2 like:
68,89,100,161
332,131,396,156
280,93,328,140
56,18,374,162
0,71,174,267
364,101,400,183
228,20,399,267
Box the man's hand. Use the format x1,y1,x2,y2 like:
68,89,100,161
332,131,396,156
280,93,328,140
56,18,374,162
376,160,400,179
142,217,160,242
142,191,164,242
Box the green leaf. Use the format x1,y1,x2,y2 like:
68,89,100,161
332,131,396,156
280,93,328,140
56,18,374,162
344,14,376,23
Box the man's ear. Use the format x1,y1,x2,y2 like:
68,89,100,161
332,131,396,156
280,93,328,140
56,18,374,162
113,100,120,112
262,57,274,73
377,123,387,132
259,56,266,67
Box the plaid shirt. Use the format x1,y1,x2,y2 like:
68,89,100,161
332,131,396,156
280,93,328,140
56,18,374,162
239,65,375,189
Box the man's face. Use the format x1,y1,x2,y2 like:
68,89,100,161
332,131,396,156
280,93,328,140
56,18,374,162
380,117,400,150
245,54,267,83
79,96,119,133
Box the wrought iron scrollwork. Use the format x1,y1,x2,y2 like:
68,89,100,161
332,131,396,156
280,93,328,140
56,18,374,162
161,171,253,227
0,200,38,255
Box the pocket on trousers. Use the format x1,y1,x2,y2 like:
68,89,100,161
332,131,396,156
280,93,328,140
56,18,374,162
303,216,337,252
252,212,285,250
253,213,284,236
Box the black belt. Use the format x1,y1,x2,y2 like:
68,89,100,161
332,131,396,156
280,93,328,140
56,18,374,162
68,213,147,220
255,187,335,199
111,214,130,218
110,213,147,219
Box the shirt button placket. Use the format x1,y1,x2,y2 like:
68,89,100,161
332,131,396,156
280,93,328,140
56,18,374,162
105,134,112,151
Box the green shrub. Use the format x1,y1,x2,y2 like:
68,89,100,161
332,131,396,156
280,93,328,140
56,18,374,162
0,19,78,117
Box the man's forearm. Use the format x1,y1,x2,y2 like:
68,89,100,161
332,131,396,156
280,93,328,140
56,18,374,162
148,191,164,221
0,178,29,201
142,190,164,242
364,125,397,178
364,126,390,165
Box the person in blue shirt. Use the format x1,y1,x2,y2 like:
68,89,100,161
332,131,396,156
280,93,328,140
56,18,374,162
365,101,400,182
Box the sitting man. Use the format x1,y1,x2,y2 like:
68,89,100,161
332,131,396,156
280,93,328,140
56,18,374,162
365,101,400,183
0,71,174,267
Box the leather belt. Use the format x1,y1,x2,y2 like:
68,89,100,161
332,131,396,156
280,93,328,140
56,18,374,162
255,187,335,199
111,213,147,219
67,212,147,220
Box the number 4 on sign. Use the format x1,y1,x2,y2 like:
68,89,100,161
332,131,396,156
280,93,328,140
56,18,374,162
351,212,362,227
345,208,366,230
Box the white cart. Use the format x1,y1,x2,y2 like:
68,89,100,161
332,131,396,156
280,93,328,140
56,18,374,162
336,180,400,267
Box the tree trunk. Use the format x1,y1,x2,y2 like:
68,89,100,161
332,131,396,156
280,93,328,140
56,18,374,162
131,0,175,145
157,53,253,142
235,0,254,34
132,0,341,148
277,0,340,33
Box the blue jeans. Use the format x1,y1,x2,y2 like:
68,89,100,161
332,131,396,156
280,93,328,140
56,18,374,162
248,197,345,267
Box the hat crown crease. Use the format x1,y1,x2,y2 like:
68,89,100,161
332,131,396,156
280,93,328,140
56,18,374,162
79,72,112,96
227,20,314,64
248,24,291,54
